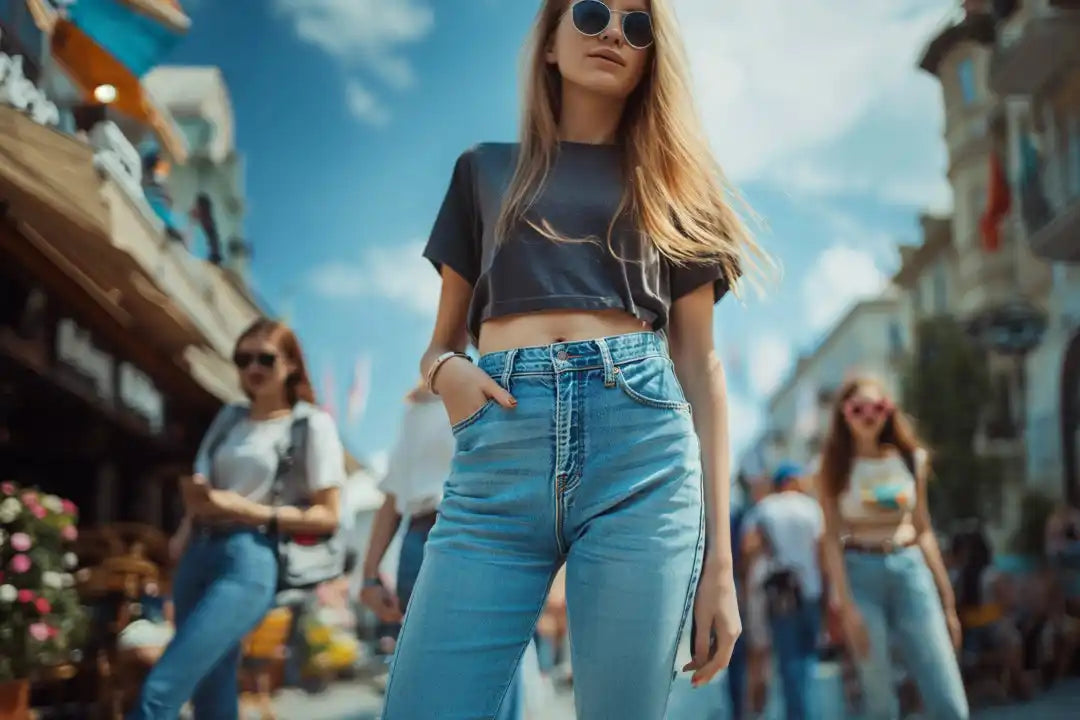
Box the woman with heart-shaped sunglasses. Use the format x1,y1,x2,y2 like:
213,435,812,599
815,377,968,720
382,0,770,717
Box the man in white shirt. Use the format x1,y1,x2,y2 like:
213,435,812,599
741,463,825,720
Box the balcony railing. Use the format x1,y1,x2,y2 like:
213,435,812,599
990,0,1080,95
1018,142,1080,261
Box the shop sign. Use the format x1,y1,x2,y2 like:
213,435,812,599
0,30,60,127
55,318,166,434
89,120,144,204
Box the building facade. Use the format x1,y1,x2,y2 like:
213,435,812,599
0,1,259,531
985,0,1080,504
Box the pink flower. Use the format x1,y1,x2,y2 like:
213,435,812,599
10,554,31,574
0,482,14,495
20,490,37,504
61,499,78,516
28,623,50,642
61,525,78,542
10,532,31,552
34,597,51,614
17,589,34,603
30,505,46,519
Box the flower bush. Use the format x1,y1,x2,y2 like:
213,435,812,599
0,481,88,681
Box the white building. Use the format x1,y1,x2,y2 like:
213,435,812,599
761,293,906,472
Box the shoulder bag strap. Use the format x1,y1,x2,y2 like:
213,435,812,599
270,415,309,506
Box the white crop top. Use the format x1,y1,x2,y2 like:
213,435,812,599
838,448,927,525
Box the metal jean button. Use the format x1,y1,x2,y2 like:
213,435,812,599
556,350,568,361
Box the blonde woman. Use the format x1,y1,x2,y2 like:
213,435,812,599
383,1,764,717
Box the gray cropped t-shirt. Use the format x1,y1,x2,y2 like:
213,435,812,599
422,142,736,343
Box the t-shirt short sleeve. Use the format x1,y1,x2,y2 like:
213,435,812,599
423,149,482,285
669,256,739,304
192,404,244,479
304,410,346,494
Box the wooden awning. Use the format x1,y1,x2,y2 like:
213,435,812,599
50,19,188,163
0,107,211,381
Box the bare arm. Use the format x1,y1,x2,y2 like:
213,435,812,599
912,460,955,614
420,266,472,378
669,284,733,565
816,475,854,609
362,495,403,580
670,283,741,685
194,486,342,536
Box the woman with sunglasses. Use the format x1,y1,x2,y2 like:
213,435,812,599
816,377,968,720
381,1,766,718
131,319,345,720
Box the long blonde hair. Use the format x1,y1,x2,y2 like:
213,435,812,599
494,0,768,288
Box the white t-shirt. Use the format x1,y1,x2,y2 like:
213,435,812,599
839,448,927,524
378,399,454,517
194,407,345,504
744,491,825,601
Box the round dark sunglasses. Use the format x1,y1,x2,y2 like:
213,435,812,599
571,0,654,50
233,351,278,370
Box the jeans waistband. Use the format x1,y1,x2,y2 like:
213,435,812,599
192,522,265,540
476,331,669,383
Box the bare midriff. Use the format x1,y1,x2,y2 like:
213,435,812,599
477,308,650,355
842,515,918,547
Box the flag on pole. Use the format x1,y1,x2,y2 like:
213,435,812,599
321,365,338,422
346,355,372,425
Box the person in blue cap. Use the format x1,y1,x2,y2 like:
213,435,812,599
741,461,825,720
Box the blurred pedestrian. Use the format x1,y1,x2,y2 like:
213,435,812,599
741,462,824,720
130,319,346,720
381,0,762,716
816,377,968,720
359,380,525,719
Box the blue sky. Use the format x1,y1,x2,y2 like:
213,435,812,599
168,0,956,472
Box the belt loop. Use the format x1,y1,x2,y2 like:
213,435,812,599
597,338,616,388
501,348,518,389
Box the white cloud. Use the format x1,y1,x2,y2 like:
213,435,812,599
679,0,950,208
801,244,888,332
306,240,440,316
273,0,435,120
746,334,792,399
345,80,391,126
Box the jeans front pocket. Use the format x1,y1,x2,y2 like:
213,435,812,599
614,356,692,413
450,399,496,435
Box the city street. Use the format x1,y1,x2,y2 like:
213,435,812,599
272,669,1080,719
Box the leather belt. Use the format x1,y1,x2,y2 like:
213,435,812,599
408,511,438,532
841,536,917,555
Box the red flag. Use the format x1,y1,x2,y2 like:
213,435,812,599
980,152,1011,253
346,355,372,425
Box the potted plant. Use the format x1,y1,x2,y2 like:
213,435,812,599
0,481,88,719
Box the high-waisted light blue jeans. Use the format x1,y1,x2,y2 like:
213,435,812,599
129,528,278,720
382,332,705,720
845,546,969,720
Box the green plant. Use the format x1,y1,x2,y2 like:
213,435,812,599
0,481,88,681
902,317,996,522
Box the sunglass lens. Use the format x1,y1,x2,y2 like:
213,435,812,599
572,0,610,36
233,352,253,369
622,11,653,48
256,353,277,369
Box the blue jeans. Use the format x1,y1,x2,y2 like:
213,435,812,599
769,600,820,720
396,521,525,720
129,529,278,720
382,332,705,719
845,547,969,720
